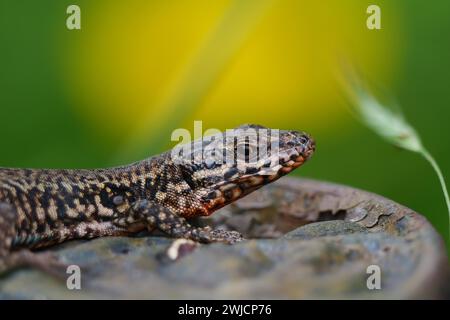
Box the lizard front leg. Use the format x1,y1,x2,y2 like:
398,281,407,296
113,200,243,244
0,203,67,277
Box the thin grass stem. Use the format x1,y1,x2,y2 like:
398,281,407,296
421,149,450,236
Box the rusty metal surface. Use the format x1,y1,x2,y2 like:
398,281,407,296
0,177,448,299
209,178,450,299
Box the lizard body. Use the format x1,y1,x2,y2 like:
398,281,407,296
0,124,315,274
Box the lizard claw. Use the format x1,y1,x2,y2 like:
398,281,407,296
187,227,244,244
206,229,245,244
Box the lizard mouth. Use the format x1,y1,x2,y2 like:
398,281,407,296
277,138,316,174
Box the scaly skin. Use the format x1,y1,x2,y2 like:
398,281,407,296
0,124,315,274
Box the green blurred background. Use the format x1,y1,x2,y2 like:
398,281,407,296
0,0,449,249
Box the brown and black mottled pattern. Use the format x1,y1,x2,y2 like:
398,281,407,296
0,124,315,274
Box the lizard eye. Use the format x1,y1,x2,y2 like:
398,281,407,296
113,195,124,206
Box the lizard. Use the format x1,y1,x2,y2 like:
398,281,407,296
0,124,315,275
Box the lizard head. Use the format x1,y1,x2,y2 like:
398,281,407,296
171,124,315,214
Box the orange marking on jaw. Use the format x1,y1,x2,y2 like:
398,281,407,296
291,162,303,168
290,156,305,168
202,194,226,216
281,167,292,174
231,187,242,200
296,156,305,162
